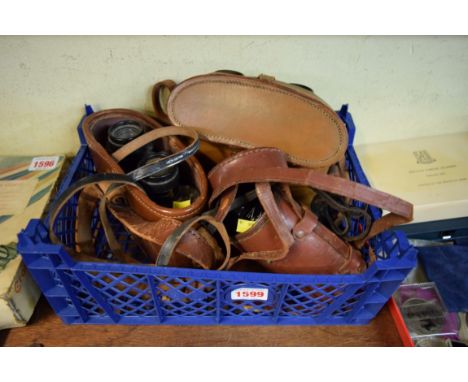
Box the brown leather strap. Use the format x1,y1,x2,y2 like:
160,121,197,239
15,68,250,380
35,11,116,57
152,80,176,125
113,126,197,162
75,184,125,258
214,167,412,245
98,185,134,260
209,149,413,247
254,183,293,256
76,183,134,261
111,126,200,182
157,215,231,270
75,184,102,255
52,172,220,268
49,173,144,263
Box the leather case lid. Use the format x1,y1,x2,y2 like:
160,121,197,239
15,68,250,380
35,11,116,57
167,74,348,168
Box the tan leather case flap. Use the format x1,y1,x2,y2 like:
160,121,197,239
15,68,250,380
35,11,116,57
166,73,348,168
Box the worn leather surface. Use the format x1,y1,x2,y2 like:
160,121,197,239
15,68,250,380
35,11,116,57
49,172,225,270
61,111,228,269
107,205,220,269
82,108,208,221
208,148,413,274
153,72,348,169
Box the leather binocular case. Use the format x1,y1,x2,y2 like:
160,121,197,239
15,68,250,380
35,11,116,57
206,147,413,274
152,71,348,171
82,108,208,221
48,109,229,270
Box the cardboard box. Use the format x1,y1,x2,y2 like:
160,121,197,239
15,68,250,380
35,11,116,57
354,132,468,224
0,155,64,330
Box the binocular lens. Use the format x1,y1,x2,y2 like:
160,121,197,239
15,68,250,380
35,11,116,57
107,121,144,150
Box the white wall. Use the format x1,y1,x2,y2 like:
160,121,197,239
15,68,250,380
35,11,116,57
1,36,468,156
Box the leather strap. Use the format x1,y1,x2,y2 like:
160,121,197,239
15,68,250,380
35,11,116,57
313,189,372,242
209,148,413,248
111,126,200,182
50,172,221,267
157,215,231,270
49,173,144,263
97,183,134,259
152,80,176,125
75,184,102,255
254,182,294,258
73,125,202,257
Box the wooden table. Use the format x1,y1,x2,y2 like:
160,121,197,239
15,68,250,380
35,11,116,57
0,297,403,346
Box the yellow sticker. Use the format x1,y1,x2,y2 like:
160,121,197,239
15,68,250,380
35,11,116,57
236,219,256,233
173,200,191,209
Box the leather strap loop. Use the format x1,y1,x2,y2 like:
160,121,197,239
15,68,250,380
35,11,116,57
258,74,276,81
255,183,294,253
111,126,200,182
152,80,176,125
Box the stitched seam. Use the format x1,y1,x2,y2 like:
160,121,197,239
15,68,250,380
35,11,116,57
170,79,346,165
241,249,286,258
170,228,214,269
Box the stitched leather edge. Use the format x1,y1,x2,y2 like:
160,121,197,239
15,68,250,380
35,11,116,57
168,78,347,167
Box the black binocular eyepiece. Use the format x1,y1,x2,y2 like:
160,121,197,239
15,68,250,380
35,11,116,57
106,120,198,208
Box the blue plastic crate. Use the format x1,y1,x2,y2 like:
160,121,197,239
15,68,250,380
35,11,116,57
17,105,417,325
